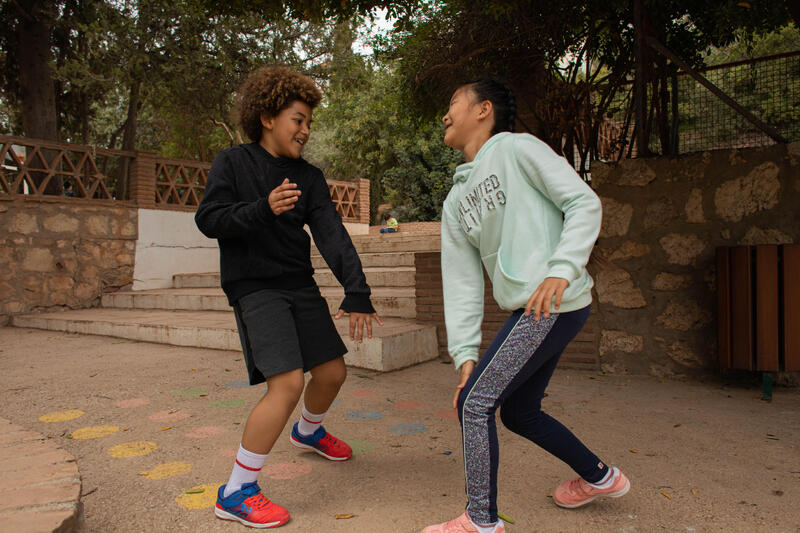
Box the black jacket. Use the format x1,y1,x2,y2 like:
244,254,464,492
195,142,374,313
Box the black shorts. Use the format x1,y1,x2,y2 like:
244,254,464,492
232,285,347,385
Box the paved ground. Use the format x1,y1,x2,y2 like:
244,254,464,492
1,326,798,533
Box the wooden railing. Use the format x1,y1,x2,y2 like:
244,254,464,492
0,135,369,222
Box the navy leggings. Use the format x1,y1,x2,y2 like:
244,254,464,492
457,306,608,525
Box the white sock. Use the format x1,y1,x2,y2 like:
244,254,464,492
223,445,267,498
589,466,618,489
297,405,326,436
469,518,504,533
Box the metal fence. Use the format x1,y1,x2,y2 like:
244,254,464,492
601,51,799,159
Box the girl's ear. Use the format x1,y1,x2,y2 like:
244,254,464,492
260,113,274,131
477,100,493,122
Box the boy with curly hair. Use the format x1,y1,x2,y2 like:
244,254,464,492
196,65,382,528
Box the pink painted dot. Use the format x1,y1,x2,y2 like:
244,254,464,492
149,410,191,423
263,461,312,480
116,398,150,409
219,448,237,458
350,389,377,397
186,426,224,439
436,409,458,420
394,401,426,410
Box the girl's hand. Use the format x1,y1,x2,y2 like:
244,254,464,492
453,360,476,409
334,310,384,343
525,277,569,321
268,178,301,215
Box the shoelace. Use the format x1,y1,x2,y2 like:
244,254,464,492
244,493,272,511
320,433,339,447
569,477,591,495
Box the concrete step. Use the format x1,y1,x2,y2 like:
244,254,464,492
11,310,438,372
173,272,219,289
311,251,415,269
314,266,415,288
314,233,440,255
102,287,416,319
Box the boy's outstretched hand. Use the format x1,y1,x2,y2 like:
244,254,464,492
268,178,301,215
334,310,384,344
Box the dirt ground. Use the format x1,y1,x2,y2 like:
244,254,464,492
1,326,798,533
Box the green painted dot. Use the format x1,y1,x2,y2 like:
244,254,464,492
344,439,374,456
210,399,244,409
172,388,207,398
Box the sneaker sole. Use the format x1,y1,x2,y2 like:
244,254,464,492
214,507,289,528
289,435,352,461
554,477,631,509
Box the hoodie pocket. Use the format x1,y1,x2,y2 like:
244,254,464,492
492,253,529,306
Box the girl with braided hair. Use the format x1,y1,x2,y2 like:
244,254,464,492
422,79,628,533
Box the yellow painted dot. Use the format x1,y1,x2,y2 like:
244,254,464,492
176,483,221,510
108,441,158,458
39,409,85,423
71,425,119,439
140,462,192,479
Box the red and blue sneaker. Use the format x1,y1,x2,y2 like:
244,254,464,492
214,482,290,529
289,423,352,461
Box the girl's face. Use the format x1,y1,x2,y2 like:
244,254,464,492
442,86,489,152
260,100,312,159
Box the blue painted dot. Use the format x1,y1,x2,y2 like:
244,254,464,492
346,410,384,422
331,399,339,407
226,380,250,389
389,423,428,436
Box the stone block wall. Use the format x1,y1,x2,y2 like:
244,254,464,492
591,142,800,376
0,200,137,325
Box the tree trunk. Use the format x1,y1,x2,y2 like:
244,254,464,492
117,81,141,200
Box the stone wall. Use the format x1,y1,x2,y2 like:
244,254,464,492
0,200,137,325
591,142,800,376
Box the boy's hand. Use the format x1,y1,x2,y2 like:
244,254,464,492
525,277,569,321
334,310,384,344
453,360,476,409
268,178,301,215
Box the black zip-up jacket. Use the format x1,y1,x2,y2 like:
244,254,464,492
195,142,374,313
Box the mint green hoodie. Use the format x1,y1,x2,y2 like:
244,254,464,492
441,132,602,371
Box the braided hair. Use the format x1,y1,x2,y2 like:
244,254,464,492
462,78,516,135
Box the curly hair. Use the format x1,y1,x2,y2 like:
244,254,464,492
237,66,323,143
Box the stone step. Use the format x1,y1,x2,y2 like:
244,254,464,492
311,251,415,269
11,310,438,372
314,266,415,288
314,233,440,255
101,287,416,318
173,272,219,289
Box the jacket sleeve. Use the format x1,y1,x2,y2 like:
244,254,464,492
514,135,602,283
305,173,375,314
441,202,484,371
195,151,276,239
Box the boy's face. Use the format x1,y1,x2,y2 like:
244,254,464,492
260,100,312,159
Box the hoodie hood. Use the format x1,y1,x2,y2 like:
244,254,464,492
452,132,511,183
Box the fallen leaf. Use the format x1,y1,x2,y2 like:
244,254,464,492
233,421,241,425
335,514,355,519
629,449,639,453
546,493,553,498
772,490,784,496
184,488,205,494
160,426,171,431
766,436,779,440
691,489,699,495
497,512,515,524
89,373,97,377
199,394,208,397
645,453,657,457
673,423,681,428
661,492,671,499
111,340,126,344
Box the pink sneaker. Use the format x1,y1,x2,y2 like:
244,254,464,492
553,468,630,508
421,513,505,533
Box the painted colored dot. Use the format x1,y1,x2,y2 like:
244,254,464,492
39,409,85,423
116,398,150,408
172,387,207,398
263,461,312,480
140,462,192,479
186,426,224,439
436,409,458,420
149,410,191,423
346,410,384,422
225,380,250,389
108,441,158,458
350,389,377,397
175,483,221,510
210,399,245,409
71,425,119,439
393,401,426,410
389,423,428,436
345,439,375,456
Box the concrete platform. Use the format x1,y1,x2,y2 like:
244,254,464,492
0,417,82,533
11,310,437,372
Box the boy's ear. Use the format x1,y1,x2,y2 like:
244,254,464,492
260,113,274,131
